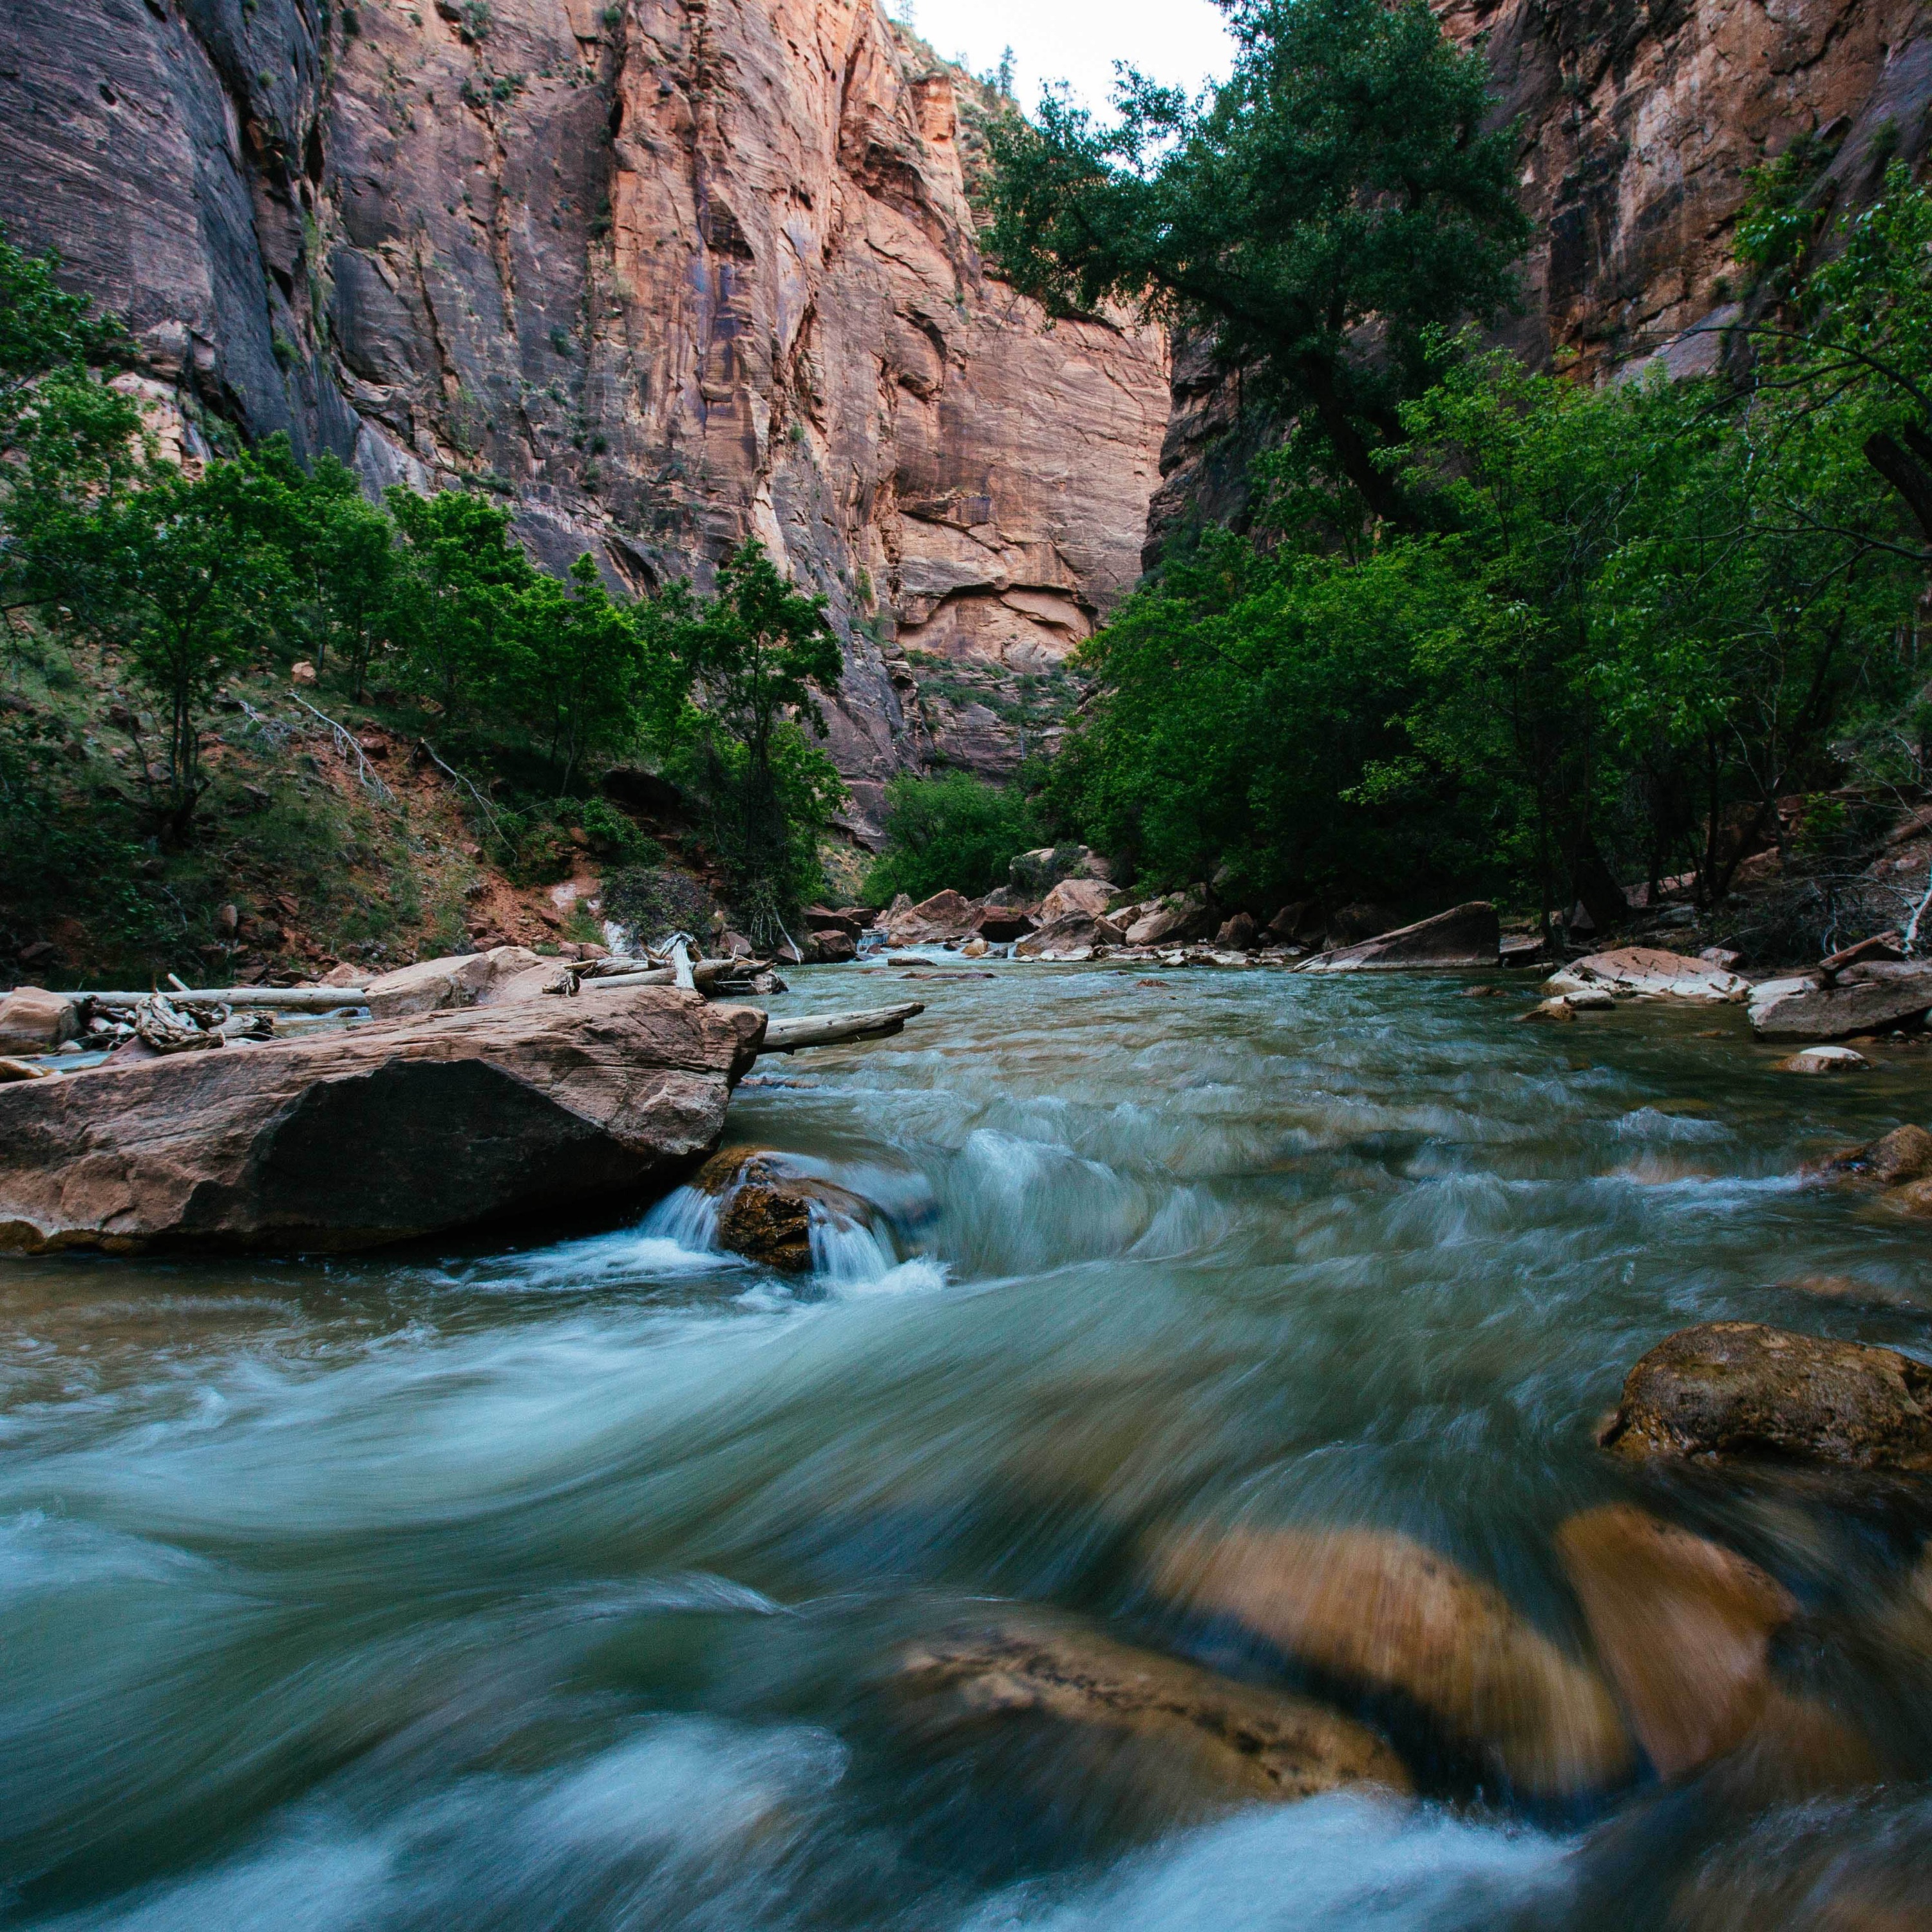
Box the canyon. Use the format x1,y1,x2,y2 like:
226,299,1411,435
3,0,1929,818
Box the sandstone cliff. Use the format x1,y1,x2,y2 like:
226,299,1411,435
1149,0,1932,560
0,0,1171,827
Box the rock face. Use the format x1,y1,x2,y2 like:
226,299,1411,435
1748,967,1932,1040
1554,1504,1796,1781
0,988,763,1254
1548,947,1748,1002
0,0,1170,820
694,1146,882,1273
1144,1524,1632,1797
894,1618,1412,1809
1298,903,1501,974
1600,1323,1932,1472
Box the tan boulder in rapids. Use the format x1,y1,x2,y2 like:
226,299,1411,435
894,1618,1412,1812
1546,947,1748,1002
0,989,764,1255
1143,1522,1632,1797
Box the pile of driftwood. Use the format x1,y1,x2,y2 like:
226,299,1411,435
569,936,788,999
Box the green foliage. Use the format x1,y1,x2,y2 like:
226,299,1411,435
1049,172,1932,928
984,0,1530,526
863,770,1044,902
601,861,712,947
657,541,846,942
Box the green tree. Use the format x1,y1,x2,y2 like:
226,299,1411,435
985,0,1529,527
385,486,536,721
659,540,846,942
66,461,292,840
863,770,1043,902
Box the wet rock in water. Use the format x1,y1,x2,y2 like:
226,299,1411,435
1144,1524,1633,1797
1126,891,1213,949
895,1618,1412,1810
1038,876,1115,923
0,986,79,1054
1555,1504,1796,1779
363,946,545,1020
813,931,858,963
0,1056,55,1083
1216,911,1258,951
1805,1123,1932,1188
1547,948,1749,1003
1598,1323,1932,1471
1298,903,1501,974
1749,965,1932,1041
883,889,978,946
695,1148,884,1274
960,938,990,959
1015,913,1126,960
0,990,765,1255
1519,990,1614,1022
1778,1045,1869,1074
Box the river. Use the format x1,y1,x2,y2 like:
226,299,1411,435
4,961,1931,1929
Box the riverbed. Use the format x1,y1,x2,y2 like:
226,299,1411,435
4,963,1931,1929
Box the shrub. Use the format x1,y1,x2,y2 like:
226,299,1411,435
862,770,1043,903
601,862,714,946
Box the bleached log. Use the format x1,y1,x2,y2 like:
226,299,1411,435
578,969,678,990
758,1001,924,1054
80,987,370,1012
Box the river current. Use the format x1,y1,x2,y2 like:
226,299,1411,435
4,961,1931,1929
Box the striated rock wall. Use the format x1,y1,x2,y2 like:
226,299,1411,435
1148,0,1932,561
0,0,1171,828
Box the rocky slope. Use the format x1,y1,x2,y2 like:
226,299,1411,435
1150,0,1932,558
0,0,1171,828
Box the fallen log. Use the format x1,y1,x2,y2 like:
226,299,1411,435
74,987,371,1012
759,1001,924,1054
580,969,677,990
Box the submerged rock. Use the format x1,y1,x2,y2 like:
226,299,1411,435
1144,1524,1632,1797
1598,1323,1932,1471
1805,1124,1932,1188
1555,1504,1796,1780
695,1148,884,1274
0,989,764,1255
363,945,545,1020
1547,948,1748,1003
1778,1045,1870,1074
895,1618,1412,1810
1298,903,1501,974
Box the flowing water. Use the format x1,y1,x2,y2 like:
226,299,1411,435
5,962,1932,1929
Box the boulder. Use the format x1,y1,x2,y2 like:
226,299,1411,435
1144,1524,1631,1797
1804,1123,1932,1187
813,931,858,963
960,937,990,958
0,986,79,1054
894,1618,1411,1810
1216,911,1258,951
972,899,1037,943
0,1057,55,1083
802,905,862,940
1009,845,1112,898
1778,1045,1868,1074
1016,913,1126,960
363,946,545,1020
1598,1323,1932,1471
1554,1504,1796,1780
694,1147,884,1273
1748,964,1932,1040
1126,891,1212,948
1038,876,1115,923
882,889,977,945
1298,903,1501,974
0,989,764,1255
1546,947,1748,1003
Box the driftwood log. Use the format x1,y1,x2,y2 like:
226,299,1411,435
83,987,371,1012
759,1002,923,1053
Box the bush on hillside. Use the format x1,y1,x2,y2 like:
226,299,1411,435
862,771,1043,904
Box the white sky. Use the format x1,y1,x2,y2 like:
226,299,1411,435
891,0,1235,116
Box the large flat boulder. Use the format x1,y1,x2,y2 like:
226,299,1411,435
1298,903,1500,974
1599,1323,1932,1471
1546,947,1747,1001
1748,963,1932,1039
362,945,545,1020
0,989,764,1255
